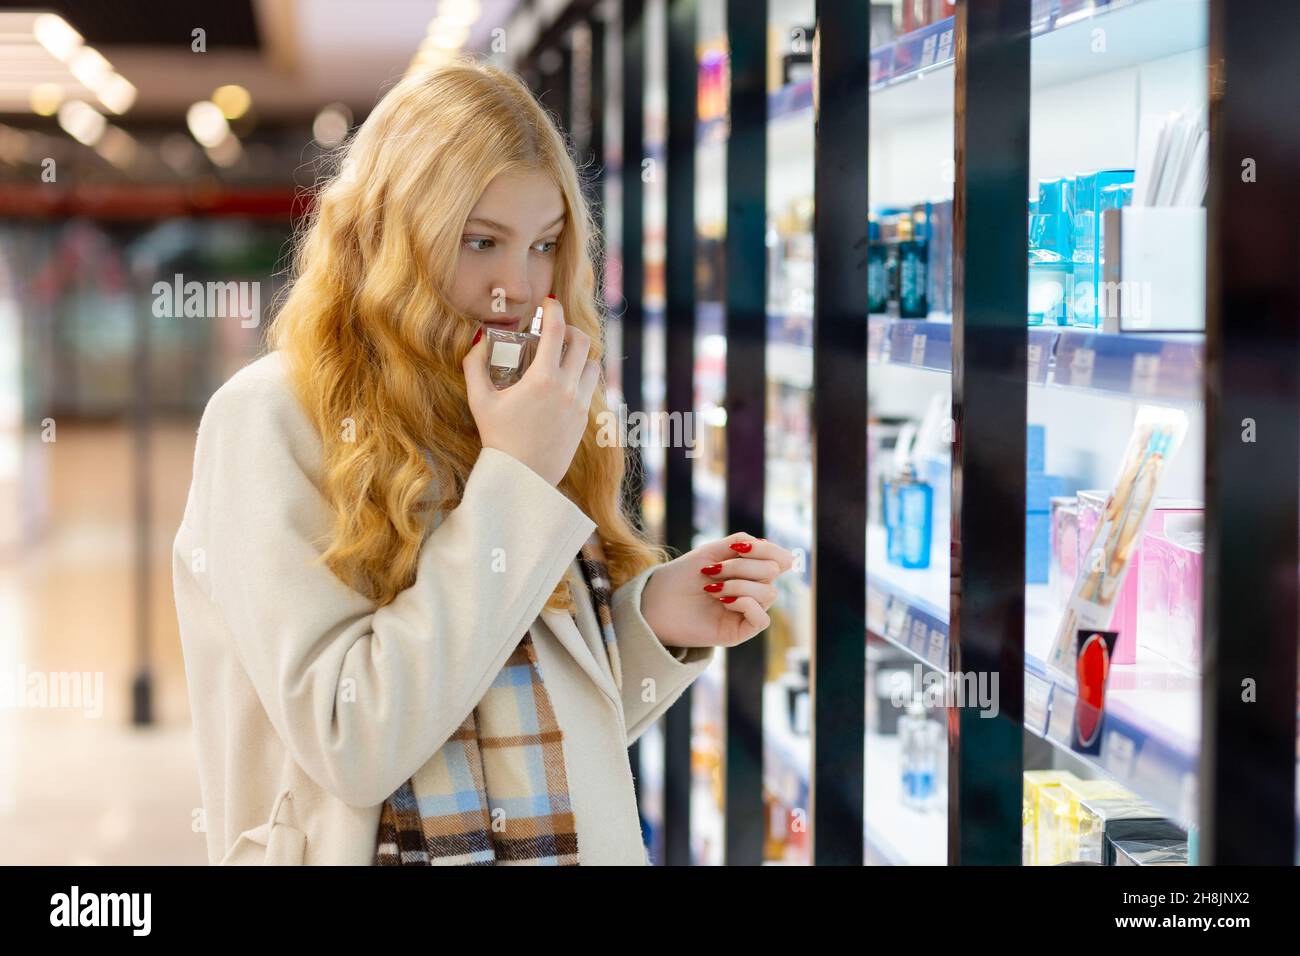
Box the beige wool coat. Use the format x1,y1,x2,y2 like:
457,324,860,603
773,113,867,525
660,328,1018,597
172,351,715,865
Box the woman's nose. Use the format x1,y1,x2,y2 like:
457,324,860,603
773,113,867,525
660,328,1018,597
492,255,535,308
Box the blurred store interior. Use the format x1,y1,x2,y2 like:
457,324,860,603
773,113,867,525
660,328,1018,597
0,0,571,865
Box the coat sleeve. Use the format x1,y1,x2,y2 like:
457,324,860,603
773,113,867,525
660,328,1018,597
178,362,597,808
609,564,715,746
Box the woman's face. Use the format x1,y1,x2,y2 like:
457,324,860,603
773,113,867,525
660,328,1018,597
450,169,566,334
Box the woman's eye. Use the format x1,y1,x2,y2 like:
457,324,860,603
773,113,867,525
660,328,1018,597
533,239,558,255
464,237,494,251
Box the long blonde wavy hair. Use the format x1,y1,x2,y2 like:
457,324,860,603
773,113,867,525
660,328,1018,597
268,58,667,610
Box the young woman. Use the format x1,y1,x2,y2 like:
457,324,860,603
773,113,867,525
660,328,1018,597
173,58,794,865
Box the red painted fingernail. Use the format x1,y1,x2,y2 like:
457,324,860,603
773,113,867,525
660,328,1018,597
703,582,724,593
472,328,483,345
547,293,556,299
719,596,738,604
700,563,722,576
730,542,752,553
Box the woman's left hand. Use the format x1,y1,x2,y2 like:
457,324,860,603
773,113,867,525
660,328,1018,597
639,532,796,651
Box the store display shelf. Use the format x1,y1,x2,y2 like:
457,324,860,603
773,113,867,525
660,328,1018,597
769,78,813,124
868,0,1204,120
697,299,725,330
867,314,1203,403
764,671,948,865
1024,584,1199,828
865,525,950,670
867,315,955,372
758,3,1195,125
1031,0,1207,90
767,309,813,349
870,16,956,92
697,115,727,146
1046,327,1203,403
702,77,814,136
862,530,1199,827
864,730,948,865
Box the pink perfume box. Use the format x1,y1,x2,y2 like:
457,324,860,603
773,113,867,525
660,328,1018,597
1138,526,1204,671
1075,494,1201,665
1049,497,1078,609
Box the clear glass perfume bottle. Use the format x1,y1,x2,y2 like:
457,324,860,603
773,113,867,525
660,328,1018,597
484,305,566,390
899,695,941,811
1028,177,1075,327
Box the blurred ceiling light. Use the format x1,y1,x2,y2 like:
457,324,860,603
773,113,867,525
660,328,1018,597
406,0,480,75
32,13,82,61
68,45,112,88
57,99,105,146
312,103,352,147
1,13,136,116
29,83,63,116
96,72,136,114
94,124,138,169
186,100,230,149
205,133,242,168
212,84,251,120
424,23,470,50
432,0,481,29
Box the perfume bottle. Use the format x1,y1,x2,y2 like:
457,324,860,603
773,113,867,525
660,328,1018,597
898,208,929,319
1028,177,1074,327
886,464,933,570
1072,169,1134,328
484,305,567,389
867,216,888,314
899,696,941,810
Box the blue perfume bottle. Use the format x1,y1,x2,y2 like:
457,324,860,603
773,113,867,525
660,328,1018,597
887,464,933,570
867,216,887,314
898,209,929,319
1028,177,1075,327
883,473,902,559
1073,168,1133,328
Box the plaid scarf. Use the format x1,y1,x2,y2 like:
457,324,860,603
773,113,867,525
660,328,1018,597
375,530,622,865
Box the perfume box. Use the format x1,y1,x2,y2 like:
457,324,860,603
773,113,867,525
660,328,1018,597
1112,840,1189,866
1101,206,1206,333
1077,795,1185,866
1076,494,1201,665
1138,523,1204,671
1049,497,1079,610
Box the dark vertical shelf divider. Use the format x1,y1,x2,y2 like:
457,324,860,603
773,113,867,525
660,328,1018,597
810,2,868,866
723,0,768,866
662,0,698,866
1202,0,1300,865
948,0,1028,865
588,17,606,242
621,0,647,529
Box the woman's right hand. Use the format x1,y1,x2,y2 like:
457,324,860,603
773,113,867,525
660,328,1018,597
463,296,600,487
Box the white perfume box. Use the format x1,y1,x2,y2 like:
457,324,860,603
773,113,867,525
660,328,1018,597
1101,207,1206,333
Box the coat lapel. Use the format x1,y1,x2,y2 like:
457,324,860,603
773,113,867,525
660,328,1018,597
537,602,620,710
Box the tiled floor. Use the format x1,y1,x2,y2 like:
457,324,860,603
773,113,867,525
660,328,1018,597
0,422,208,864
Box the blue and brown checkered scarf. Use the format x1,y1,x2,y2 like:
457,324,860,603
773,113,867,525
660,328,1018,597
375,530,623,865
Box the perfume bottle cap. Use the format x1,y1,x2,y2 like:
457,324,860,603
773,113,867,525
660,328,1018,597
530,305,544,336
